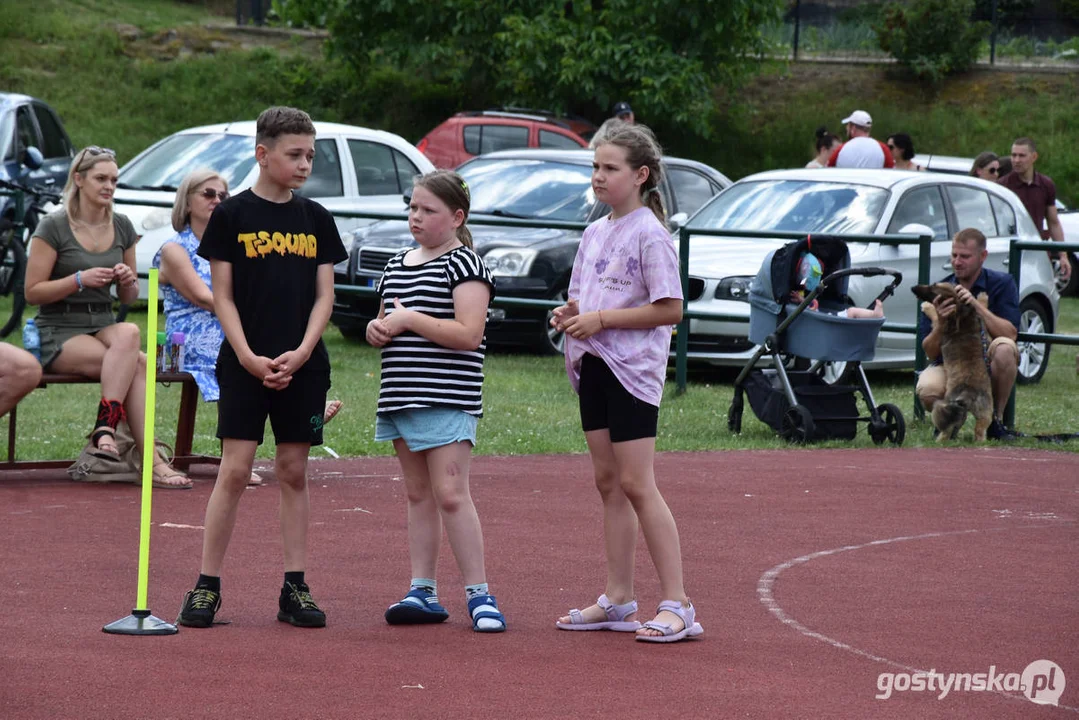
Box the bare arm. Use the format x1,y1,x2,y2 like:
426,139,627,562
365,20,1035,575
210,259,255,366
113,246,139,305
1046,204,1071,280
160,243,214,311
382,281,491,351
295,263,337,359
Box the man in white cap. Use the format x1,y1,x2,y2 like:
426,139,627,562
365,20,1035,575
827,110,895,169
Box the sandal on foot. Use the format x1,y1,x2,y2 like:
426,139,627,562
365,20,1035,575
324,400,343,425
468,593,506,633
89,427,121,462
635,600,704,643
152,464,193,490
247,471,264,487
556,593,642,632
385,588,449,625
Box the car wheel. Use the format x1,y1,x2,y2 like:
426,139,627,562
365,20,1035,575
1016,298,1051,385
1053,253,1078,296
815,360,850,386
540,286,570,355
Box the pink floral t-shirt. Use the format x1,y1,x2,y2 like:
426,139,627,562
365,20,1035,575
565,206,683,407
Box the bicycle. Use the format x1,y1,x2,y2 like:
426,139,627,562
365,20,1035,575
0,179,62,338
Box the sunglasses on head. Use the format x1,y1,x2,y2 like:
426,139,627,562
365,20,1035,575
194,187,228,201
83,145,115,157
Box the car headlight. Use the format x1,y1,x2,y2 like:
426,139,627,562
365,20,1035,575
715,276,753,301
140,209,172,233
484,248,537,277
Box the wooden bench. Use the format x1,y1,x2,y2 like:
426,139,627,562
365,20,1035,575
2,371,220,472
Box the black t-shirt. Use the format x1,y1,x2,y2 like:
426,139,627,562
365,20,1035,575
197,189,347,367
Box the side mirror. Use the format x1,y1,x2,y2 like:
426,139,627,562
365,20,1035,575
668,212,688,231
22,146,44,171
898,223,935,239
402,189,413,207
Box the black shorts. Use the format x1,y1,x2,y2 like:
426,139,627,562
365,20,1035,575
216,356,330,446
578,353,659,443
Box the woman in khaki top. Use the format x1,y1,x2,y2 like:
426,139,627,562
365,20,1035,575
24,146,190,488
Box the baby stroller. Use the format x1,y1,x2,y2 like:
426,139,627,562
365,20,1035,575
727,236,906,445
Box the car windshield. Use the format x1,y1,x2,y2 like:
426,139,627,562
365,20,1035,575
118,132,256,190
459,158,595,222
690,179,889,236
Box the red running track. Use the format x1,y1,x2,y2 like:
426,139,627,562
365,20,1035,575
1,448,1077,719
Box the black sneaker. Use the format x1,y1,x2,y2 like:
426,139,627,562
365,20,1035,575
987,419,1020,442
278,582,326,628
177,587,221,628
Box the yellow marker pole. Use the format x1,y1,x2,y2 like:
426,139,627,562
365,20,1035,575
103,269,177,635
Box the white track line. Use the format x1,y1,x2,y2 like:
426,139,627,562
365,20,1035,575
757,526,1079,713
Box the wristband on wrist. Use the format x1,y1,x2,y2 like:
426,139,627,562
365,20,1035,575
598,310,605,328
75,270,83,291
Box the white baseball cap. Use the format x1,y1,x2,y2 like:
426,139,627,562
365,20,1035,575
841,110,872,127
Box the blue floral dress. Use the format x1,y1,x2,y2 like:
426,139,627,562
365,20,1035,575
152,227,222,402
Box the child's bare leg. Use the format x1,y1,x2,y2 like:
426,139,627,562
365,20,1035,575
394,439,441,580
611,436,690,637
276,442,311,572
200,439,258,575
557,429,638,624
427,441,485,585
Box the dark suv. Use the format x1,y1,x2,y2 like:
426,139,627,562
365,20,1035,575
0,93,75,218
332,148,731,353
417,110,592,169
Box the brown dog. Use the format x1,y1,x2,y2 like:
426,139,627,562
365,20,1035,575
913,283,993,442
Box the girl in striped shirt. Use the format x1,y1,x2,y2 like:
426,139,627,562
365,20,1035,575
366,170,504,632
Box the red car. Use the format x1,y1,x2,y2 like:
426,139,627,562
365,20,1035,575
417,110,593,168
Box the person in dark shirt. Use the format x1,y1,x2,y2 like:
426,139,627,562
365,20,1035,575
916,229,1020,440
177,107,347,630
998,137,1070,281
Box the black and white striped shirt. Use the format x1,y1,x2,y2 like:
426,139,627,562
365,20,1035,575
375,246,495,416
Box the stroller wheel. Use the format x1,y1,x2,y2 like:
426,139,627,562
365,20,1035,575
782,405,815,444
870,403,906,446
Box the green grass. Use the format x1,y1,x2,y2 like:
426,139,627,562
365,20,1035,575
3,293,1078,461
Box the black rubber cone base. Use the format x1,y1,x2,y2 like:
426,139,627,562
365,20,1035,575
103,609,178,635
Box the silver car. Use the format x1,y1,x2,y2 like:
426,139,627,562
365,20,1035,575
680,168,1060,384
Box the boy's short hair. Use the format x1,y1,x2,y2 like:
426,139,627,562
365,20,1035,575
256,106,316,146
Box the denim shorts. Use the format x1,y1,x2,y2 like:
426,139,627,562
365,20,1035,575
375,407,478,452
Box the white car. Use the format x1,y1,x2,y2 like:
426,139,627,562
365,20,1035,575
915,153,1079,296
680,168,1060,384
112,121,435,299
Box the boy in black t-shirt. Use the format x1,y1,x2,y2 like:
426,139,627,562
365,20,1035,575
177,107,347,629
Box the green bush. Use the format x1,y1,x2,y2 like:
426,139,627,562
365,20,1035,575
875,0,990,83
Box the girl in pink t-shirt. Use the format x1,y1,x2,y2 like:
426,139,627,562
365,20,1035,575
550,123,702,643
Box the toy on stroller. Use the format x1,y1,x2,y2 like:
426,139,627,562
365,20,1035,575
727,236,906,445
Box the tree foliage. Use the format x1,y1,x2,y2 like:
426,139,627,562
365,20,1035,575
875,0,990,84
273,0,785,137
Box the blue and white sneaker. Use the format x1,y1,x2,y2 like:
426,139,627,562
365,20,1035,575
385,588,450,625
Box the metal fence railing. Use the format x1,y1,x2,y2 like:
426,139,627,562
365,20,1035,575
112,197,1079,432
778,0,1079,68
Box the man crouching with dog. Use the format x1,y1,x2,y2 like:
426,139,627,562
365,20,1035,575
916,228,1021,441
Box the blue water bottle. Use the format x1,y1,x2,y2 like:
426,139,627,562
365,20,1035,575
22,318,41,361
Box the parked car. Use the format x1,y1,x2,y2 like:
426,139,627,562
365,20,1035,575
417,110,591,169
0,92,75,219
916,152,1079,296
113,121,436,299
332,148,732,353
680,168,1060,384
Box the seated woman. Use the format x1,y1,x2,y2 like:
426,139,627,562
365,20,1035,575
24,146,190,488
152,169,342,485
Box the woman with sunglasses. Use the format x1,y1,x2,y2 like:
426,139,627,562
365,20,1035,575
24,145,191,488
969,151,1001,180
154,169,342,487
886,133,924,172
